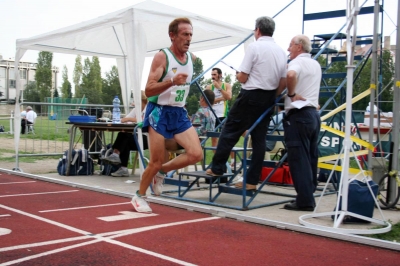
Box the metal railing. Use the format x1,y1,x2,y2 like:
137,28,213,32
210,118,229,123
0,102,131,169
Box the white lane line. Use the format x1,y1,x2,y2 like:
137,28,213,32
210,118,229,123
0,190,79,198
2,217,219,266
0,228,11,236
0,235,93,252
0,203,219,266
0,204,91,235
0,215,216,252
98,211,158,221
0,181,36,185
0,214,11,217
39,202,130,213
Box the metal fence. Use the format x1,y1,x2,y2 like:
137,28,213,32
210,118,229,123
0,102,126,169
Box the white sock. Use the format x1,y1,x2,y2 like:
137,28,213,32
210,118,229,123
230,159,234,164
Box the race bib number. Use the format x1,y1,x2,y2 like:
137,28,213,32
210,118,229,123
168,85,189,106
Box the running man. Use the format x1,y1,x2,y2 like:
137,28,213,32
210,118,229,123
131,17,203,213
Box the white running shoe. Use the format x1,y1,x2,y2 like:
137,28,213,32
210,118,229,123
103,153,121,164
152,172,165,196
131,191,152,213
111,167,129,177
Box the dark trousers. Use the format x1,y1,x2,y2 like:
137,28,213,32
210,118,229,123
211,89,276,185
112,132,149,167
21,119,33,134
283,107,321,207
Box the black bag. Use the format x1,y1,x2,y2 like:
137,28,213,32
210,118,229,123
98,144,120,175
0,125,4,132
57,149,94,176
318,168,341,183
332,179,378,223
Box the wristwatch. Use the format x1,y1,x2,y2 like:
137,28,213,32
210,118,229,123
287,92,296,98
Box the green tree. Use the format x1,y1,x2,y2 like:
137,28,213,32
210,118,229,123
229,80,241,109
352,50,394,112
80,56,103,104
189,57,205,98
318,49,395,112
377,49,395,112
35,51,53,101
60,65,72,98
23,81,40,103
73,55,83,98
186,57,205,115
102,66,121,104
54,88,59,98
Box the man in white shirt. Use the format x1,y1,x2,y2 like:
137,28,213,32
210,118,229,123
283,35,321,211
206,16,287,190
21,106,37,134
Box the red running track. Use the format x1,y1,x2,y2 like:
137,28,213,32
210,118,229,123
0,172,399,265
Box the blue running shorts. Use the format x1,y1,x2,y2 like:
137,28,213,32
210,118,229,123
143,102,192,139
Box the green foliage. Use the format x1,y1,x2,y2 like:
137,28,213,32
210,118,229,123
80,57,103,104
186,95,199,116
35,51,53,102
189,57,205,99
102,66,121,104
186,57,205,115
319,50,395,112
229,80,241,109
378,49,395,112
23,81,40,103
61,65,72,98
73,55,83,98
53,88,59,98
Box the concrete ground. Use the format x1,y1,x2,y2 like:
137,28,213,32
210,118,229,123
2,166,400,251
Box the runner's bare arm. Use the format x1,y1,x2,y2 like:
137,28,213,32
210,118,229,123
145,51,169,97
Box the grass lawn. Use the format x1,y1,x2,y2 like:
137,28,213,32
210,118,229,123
367,221,400,242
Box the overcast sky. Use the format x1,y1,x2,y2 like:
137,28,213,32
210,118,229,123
0,0,398,91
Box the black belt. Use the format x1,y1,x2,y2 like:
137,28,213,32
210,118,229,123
287,106,316,116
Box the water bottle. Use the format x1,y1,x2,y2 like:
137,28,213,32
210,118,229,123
112,96,121,124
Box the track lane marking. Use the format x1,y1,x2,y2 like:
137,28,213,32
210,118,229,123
0,228,11,236
98,211,158,221
0,214,11,217
0,181,36,185
0,190,79,198
0,204,91,235
39,202,130,213
0,235,93,252
0,202,219,265
3,217,220,266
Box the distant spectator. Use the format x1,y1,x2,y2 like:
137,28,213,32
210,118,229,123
21,106,37,134
365,103,379,113
21,110,27,119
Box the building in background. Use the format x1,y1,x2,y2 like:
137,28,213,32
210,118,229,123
0,54,59,103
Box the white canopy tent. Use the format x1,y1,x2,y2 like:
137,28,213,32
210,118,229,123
13,0,253,167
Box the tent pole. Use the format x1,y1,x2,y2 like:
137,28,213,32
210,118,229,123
390,0,400,200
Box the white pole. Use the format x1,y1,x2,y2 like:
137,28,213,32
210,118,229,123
333,0,359,227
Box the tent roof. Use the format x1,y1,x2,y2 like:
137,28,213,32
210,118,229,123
16,0,253,58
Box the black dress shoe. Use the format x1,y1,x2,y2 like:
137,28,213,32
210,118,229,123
283,202,314,211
